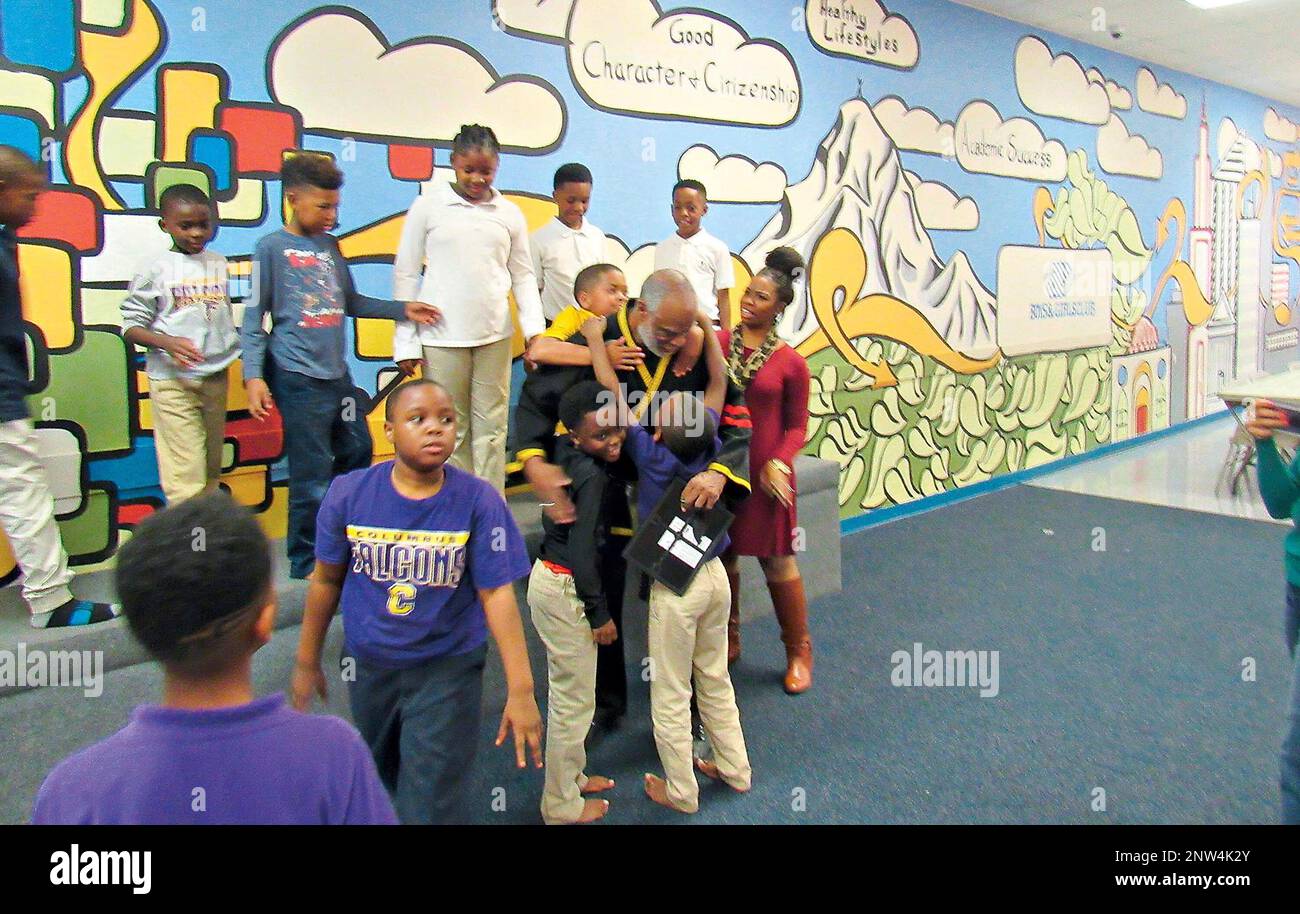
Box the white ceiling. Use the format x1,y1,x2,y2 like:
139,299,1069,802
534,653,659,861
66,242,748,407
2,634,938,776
946,0,1300,109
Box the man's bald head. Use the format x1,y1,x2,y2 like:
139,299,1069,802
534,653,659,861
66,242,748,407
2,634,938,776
0,146,44,229
640,269,696,316
635,269,697,356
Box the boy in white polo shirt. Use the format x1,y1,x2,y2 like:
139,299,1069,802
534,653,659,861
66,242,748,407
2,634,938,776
531,163,607,325
653,179,735,329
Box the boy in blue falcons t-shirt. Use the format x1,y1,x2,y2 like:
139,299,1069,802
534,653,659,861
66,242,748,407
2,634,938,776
292,378,543,825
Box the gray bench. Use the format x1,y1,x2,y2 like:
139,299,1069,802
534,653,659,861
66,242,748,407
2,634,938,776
0,457,842,697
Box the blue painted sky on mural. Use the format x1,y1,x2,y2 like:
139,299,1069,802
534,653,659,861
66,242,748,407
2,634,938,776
117,0,1299,331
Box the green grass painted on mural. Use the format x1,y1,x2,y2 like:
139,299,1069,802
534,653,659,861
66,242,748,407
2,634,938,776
58,488,112,561
803,344,1113,519
25,330,131,455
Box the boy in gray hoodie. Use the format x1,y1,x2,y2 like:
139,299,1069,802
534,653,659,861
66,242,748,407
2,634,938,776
121,184,239,503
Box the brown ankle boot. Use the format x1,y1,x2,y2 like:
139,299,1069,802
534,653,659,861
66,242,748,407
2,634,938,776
726,567,742,664
767,577,812,694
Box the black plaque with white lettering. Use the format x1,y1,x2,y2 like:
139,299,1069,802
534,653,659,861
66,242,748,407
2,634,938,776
623,477,733,597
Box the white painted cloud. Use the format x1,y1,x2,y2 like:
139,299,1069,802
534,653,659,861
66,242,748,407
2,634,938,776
1218,117,1239,162
873,95,953,157
1136,66,1186,119
1268,147,1284,179
604,235,632,266
1265,107,1299,144
903,171,979,231
492,0,573,41
1218,117,1263,172
677,145,786,203
805,0,919,70
1097,114,1162,180
1015,37,1109,125
1086,68,1131,110
603,236,657,297
954,101,1067,182
269,9,565,150
567,0,800,127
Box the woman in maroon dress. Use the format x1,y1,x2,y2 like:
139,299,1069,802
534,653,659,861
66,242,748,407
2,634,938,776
721,248,813,694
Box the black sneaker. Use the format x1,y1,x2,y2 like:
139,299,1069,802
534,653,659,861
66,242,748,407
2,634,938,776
38,599,120,628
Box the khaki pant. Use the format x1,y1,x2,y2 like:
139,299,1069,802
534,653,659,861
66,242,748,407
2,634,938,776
648,558,751,812
150,370,228,503
0,419,75,614
527,560,599,824
421,338,511,493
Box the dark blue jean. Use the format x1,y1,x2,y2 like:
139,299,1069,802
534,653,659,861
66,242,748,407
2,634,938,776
1283,584,1300,823
596,554,628,717
347,645,487,825
266,364,372,578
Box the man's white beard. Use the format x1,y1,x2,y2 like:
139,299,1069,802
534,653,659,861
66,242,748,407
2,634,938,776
636,319,665,358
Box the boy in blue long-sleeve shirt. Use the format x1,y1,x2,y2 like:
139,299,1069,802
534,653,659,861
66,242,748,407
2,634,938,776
241,151,438,578
1247,398,1300,823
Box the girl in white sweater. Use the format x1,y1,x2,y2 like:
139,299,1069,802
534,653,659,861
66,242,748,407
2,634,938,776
393,125,545,492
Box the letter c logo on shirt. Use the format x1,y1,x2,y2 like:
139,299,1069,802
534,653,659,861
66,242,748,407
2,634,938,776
386,582,417,616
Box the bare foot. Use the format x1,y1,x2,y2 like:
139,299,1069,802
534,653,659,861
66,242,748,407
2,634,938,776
694,757,752,793
573,797,609,823
643,773,695,813
581,775,615,794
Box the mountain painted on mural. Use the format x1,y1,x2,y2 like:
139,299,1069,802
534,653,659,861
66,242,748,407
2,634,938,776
743,97,999,360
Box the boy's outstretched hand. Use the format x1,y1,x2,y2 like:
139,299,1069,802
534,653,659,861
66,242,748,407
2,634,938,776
523,457,576,524
290,661,327,711
403,301,442,325
605,338,645,371
496,690,544,769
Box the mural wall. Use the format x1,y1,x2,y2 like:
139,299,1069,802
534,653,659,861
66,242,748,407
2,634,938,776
1,0,1298,580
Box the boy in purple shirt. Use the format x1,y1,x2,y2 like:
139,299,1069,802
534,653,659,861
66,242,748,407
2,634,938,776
292,379,543,824
31,494,397,824
622,392,753,813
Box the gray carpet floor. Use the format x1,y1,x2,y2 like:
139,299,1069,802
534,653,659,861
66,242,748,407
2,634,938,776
0,484,1290,824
